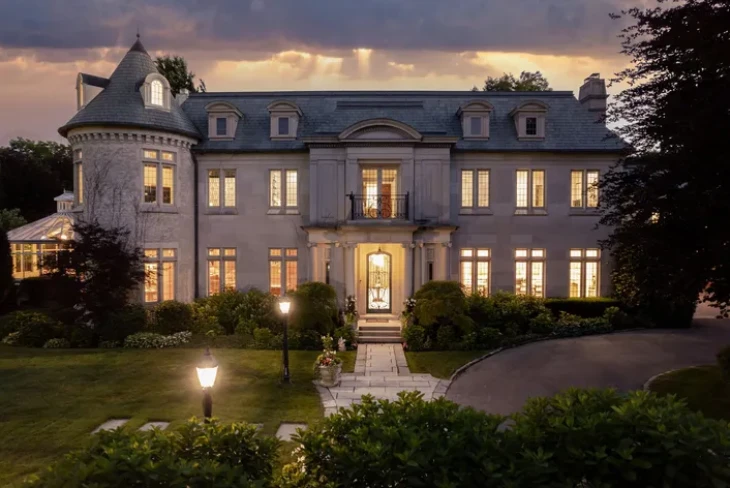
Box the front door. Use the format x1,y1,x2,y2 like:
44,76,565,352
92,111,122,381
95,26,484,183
367,251,392,313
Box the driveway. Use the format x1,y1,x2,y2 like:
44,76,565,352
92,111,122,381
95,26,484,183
446,314,730,415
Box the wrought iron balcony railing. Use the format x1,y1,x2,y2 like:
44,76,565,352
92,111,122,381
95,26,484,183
348,192,409,220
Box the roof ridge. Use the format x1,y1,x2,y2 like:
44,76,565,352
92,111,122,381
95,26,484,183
188,90,575,98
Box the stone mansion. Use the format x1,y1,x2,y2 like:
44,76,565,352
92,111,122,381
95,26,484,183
10,37,622,319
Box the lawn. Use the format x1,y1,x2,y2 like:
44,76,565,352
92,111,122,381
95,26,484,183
405,350,488,379
648,365,730,421
0,346,355,487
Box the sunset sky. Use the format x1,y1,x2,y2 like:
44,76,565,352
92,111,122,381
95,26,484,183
0,0,644,145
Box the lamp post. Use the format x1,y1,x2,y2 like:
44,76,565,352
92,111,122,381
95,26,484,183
196,348,218,422
278,296,291,383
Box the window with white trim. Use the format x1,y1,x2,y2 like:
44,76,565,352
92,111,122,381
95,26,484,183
460,169,490,209
144,248,177,303
269,248,298,296
74,149,83,205
460,248,490,296
515,248,545,297
515,169,545,213
142,149,175,206
208,248,236,296
570,170,600,209
207,169,236,209
269,169,298,210
150,80,164,106
569,248,600,298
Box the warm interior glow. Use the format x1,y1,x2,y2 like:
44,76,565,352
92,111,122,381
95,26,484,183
371,252,385,268
196,365,218,389
279,297,291,314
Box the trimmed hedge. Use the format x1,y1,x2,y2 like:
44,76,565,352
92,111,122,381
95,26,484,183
0,310,61,347
150,300,193,334
544,297,622,318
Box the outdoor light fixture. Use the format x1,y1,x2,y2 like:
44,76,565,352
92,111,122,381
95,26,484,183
278,296,291,383
372,248,385,268
196,348,218,421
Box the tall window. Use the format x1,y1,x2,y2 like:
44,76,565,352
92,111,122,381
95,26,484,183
151,80,164,106
216,117,227,136
269,248,298,296
142,150,175,206
361,167,399,218
207,248,236,296
144,248,177,303
461,169,490,209
269,169,298,209
570,170,600,209
515,248,545,297
515,170,545,213
207,169,236,208
569,249,600,297
278,117,290,135
460,248,490,295
526,117,538,136
74,149,83,205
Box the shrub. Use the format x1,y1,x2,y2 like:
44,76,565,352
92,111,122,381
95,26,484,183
43,338,70,349
0,229,11,309
235,288,280,332
436,324,456,349
198,290,248,334
717,345,730,381
190,299,221,334
2,331,19,345
124,331,192,349
544,297,623,318
528,311,555,334
97,304,147,343
253,327,275,348
290,282,338,335
334,325,356,349
66,323,95,348
0,310,61,347
291,329,321,350
150,300,193,334
26,419,280,488
403,324,427,351
603,305,654,330
413,281,468,328
552,314,612,338
478,327,503,349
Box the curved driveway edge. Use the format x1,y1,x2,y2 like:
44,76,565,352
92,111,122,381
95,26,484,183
446,319,730,415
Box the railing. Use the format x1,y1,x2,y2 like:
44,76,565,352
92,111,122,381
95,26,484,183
349,192,409,220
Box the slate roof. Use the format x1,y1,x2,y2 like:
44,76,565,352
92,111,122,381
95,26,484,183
182,91,624,153
79,73,109,88
58,38,201,139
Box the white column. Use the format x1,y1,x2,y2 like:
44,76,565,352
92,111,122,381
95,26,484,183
436,243,449,280
308,243,317,282
344,243,356,299
403,242,414,298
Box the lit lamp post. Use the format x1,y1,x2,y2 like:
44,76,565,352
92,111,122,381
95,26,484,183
278,296,291,383
196,348,218,422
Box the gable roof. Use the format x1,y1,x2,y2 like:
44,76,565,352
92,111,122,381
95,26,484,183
182,91,623,153
59,38,200,139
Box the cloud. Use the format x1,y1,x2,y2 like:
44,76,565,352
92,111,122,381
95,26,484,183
0,0,637,57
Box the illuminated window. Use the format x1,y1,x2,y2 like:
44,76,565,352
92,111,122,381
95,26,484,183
143,150,176,207
150,80,163,106
515,248,545,297
207,248,236,295
360,167,400,219
269,248,298,296
143,248,177,302
224,170,236,207
208,170,220,207
461,169,490,209
270,169,298,209
74,149,83,205
460,248,490,295
569,248,600,297
571,170,600,209
207,169,236,208
515,170,545,213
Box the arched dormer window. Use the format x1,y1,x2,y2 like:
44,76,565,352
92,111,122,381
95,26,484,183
206,101,243,140
457,100,493,139
142,73,172,111
267,100,302,140
509,100,548,140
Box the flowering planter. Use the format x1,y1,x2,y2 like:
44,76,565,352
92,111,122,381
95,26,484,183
316,364,342,387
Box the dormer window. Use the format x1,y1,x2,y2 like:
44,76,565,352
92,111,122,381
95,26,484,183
510,101,548,140
267,101,302,140
457,100,493,140
206,102,243,140
142,73,172,111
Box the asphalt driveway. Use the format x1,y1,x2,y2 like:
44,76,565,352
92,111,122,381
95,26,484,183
446,314,730,415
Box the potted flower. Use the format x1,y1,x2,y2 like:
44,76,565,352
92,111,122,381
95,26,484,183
401,297,416,328
344,295,358,328
314,335,342,387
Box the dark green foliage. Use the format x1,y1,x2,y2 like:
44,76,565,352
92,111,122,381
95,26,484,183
151,300,193,334
97,303,147,344
476,70,551,92
154,55,205,96
413,281,468,327
478,327,503,349
194,290,248,334
235,288,281,332
528,311,555,334
0,229,11,308
334,325,356,349
544,297,622,318
290,282,338,335
0,310,60,347
717,345,730,381
601,0,730,324
402,324,427,351
0,208,27,232
26,419,279,488
285,389,730,488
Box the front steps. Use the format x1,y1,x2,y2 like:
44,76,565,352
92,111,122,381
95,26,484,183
357,315,402,343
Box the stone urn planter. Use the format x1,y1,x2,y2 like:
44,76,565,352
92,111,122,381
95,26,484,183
316,364,342,387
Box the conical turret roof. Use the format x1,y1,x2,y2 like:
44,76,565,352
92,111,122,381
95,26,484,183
59,37,200,139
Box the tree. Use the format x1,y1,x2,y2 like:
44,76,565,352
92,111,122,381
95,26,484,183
0,229,11,306
154,55,206,96
0,139,72,222
600,0,730,323
0,208,26,232
474,71,551,92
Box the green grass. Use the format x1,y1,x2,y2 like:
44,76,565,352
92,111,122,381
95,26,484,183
0,346,349,487
648,365,730,421
405,350,489,379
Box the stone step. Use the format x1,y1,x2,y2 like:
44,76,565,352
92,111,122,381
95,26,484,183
358,329,402,337
358,325,401,332
358,334,403,343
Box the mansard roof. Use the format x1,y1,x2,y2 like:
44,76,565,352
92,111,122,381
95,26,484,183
59,38,200,139
182,91,623,153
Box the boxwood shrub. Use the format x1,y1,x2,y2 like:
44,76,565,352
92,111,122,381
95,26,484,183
545,297,623,318
150,300,193,334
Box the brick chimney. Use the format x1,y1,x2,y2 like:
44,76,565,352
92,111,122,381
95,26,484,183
579,73,608,121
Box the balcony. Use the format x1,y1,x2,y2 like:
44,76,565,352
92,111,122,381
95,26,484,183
348,192,409,220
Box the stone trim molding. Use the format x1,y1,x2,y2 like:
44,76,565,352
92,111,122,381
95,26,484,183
66,127,196,149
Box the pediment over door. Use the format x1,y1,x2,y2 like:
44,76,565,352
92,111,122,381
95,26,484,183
338,119,423,142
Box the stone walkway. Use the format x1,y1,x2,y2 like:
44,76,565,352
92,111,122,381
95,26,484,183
316,343,450,417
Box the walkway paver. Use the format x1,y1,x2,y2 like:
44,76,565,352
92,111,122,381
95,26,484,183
318,343,450,416
275,423,307,442
139,421,169,431
91,418,129,434
447,318,730,415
